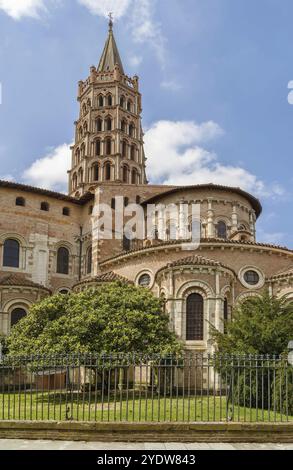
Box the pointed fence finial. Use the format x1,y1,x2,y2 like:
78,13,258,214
108,12,113,31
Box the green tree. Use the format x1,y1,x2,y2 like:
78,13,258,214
210,291,293,356
6,282,181,356
210,291,293,415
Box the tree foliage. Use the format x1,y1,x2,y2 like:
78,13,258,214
210,291,293,356
6,282,181,356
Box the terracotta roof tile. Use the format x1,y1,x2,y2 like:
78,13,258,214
0,274,51,291
74,271,133,288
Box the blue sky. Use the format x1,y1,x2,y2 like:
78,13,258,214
0,0,292,247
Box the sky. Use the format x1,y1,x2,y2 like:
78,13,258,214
0,0,292,247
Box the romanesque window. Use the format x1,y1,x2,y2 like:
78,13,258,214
106,138,111,155
72,173,77,190
217,221,227,239
63,207,70,216
130,145,135,160
40,202,49,212
244,270,260,286
131,168,137,184
129,123,135,138
105,163,111,180
93,164,99,181
106,117,112,131
78,168,83,184
87,246,92,275
138,273,151,288
186,293,204,341
107,95,113,106
122,234,131,251
96,118,103,132
11,308,27,327
122,166,128,183
3,239,20,268
96,139,101,156
98,95,104,107
57,247,69,275
16,197,25,207
122,140,127,158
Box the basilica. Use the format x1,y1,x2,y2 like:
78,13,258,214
0,20,292,352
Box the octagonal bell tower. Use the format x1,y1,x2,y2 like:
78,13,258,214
69,18,147,197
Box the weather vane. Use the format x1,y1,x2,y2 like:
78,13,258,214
108,12,113,30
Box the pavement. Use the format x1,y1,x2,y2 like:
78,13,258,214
0,440,292,450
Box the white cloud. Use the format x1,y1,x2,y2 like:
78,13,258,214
144,120,280,197
160,80,182,92
128,54,143,68
77,0,131,18
0,0,47,20
22,143,71,192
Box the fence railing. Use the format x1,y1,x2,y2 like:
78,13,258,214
0,353,292,423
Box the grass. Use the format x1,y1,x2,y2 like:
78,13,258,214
1,391,292,423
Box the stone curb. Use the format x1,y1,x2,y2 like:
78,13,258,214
0,421,292,443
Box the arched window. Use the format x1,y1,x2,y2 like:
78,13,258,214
95,139,101,156
98,95,104,107
96,118,102,132
87,246,92,275
131,168,137,184
3,239,20,268
106,117,112,131
75,149,80,165
217,221,227,239
120,96,125,108
40,202,49,212
93,164,99,181
81,144,85,158
107,95,112,106
122,140,127,158
63,207,70,216
83,122,88,133
72,173,77,189
186,293,204,341
130,145,135,160
57,247,69,275
106,138,111,155
127,100,132,112
16,197,25,207
123,234,131,251
122,166,128,183
129,123,135,137
105,163,111,181
78,168,83,183
11,308,27,327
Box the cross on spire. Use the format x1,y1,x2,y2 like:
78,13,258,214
108,12,113,31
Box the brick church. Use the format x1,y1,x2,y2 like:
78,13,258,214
0,19,292,352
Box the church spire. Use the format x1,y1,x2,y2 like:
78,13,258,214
97,14,125,74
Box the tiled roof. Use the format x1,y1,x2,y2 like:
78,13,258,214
74,271,133,288
167,254,226,268
0,274,51,291
268,266,293,281
0,180,93,205
100,238,293,266
141,183,262,217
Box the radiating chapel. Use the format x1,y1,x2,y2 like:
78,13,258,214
0,20,292,352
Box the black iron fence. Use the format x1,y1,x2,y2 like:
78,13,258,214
0,353,292,423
